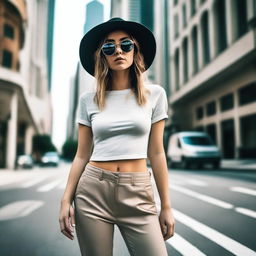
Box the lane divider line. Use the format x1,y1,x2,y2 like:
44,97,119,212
167,232,207,256
169,183,234,209
230,187,256,196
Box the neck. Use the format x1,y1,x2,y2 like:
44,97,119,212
111,69,131,90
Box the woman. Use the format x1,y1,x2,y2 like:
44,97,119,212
59,17,175,256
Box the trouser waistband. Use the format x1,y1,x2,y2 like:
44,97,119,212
85,163,152,185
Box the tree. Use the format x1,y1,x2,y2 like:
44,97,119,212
32,134,57,162
62,139,78,161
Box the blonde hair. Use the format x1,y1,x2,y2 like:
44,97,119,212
93,32,150,111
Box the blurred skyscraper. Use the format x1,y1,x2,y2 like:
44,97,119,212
84,0,104,33
66,0,105,141
47,0,56,91
0,0,54,169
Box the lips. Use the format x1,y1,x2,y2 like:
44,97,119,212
115,57,125,61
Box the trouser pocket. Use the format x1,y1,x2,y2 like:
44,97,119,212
116,182,158,215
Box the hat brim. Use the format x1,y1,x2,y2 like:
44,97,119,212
79,20,156,76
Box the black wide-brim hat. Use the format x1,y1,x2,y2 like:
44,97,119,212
79,17,156,76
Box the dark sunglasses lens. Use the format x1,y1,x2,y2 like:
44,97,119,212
102,43,115,55
121,40,134,52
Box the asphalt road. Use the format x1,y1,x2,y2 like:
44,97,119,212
0,162,255,256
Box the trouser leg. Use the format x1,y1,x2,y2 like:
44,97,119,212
75,214,114,256
117,215,168,256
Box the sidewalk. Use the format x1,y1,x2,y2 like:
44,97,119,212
221,159,256,171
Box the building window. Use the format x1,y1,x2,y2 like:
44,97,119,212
182,4,187,27
239,82,256,106
220,93,234,111
235,0,248,38
196,106,204,120
195,126,204,131
174,14,179,38
2,50,12,68
182,38,188,83
206,101,216,116
4,24,14,39
215,0,227,54
201,12,210,65
174,49,180,90
16,60,20,71
206,123,217,144
192,26,199,74
191,0,196,16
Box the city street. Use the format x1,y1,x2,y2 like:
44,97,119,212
0,162,255,256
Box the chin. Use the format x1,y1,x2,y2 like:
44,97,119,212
110,64,132,71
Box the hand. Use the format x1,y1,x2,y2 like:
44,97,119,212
159,207,175,241
59,201,76,240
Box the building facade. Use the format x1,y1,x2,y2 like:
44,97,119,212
169,0,256,158
0,0,53,169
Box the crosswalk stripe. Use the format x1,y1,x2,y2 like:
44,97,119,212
169,183,234,209
187,179,208,187
58,180,68,189
230,187,256,196
0,200,44,221
167,233,207,256
235,207,256,219
37,179,63,192
169,179,186,185
20,175,51,188
173,209,256,256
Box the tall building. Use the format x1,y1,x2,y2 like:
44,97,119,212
0,0,53,169
84,0,104,33
169,0,256,159
47,0,56,91
66,0,104,140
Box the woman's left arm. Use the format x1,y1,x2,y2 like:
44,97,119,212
148,119,175,240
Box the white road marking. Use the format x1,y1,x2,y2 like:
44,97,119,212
0,173,31,186
173,208,256,256
0,200,44,221
169,177,208,187
169,179,186,185
58,180,68,189
230,187,256,196
235,207,256,219
169,183,234,209
20,175,51,188
167,233,207,256
37,179,63,192
187,179,208,187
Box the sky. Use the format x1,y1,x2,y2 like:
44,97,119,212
51,0,110,151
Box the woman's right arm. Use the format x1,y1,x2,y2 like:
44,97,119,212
59,124,93,240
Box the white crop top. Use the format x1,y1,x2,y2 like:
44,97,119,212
76,84,169,161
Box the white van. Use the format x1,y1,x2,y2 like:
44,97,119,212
167,131,221,169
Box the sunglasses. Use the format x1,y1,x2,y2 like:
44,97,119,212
101,39,134,56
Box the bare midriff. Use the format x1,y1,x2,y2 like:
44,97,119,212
88,158,148,172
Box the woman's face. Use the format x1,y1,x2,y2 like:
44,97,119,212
102,30,134,72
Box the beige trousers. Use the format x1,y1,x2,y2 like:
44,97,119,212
74,163,168,256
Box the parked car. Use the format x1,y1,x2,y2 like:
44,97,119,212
40,151,60,167
167,131,221,169
16,154,34,169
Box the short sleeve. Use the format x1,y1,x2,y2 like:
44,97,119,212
76,93,91,127
151,88,169,124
